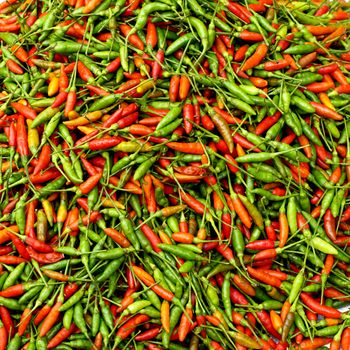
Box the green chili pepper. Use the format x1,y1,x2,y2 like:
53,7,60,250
90,94,120,112
100,297,114,331
73,302,89,337
31,107,61,129
222,80,254,104
3,263,26,290
222,272,232,321
93,247,131,260
293,72,323,85
158,243,204,260
7,334,22,350
119,215,140,250
226,96,256,115
63,307,74,330
59,287,85,312
18,285,43,305
266,118,284,140
97,258,124,282
284,112,302,137
0,296,25,311
311,237,338,256
284,44,316,55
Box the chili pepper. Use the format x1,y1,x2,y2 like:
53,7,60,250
241,43,268,72
0,1,349,349
178,301,193,341
247,266,281,287
341,327,350,350
207,110,233,153
115,314,150,346
300,293,341,318
310,101,343,121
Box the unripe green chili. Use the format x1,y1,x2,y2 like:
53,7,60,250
100,298,114,331
3,263,26,290
222,272,232,321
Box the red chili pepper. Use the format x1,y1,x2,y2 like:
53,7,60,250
0,256,27,264
116,314,150,342
78,173,102,194
120,24,144,51
39,300,63,337
318,63,338,75
34,304,51,326
216,244,235,265
234,45,249,61
256,310,281,339
47,324,76,349
247,266,281,287
6,60,23,75
17,307,32,336
146,20,157,48
139,221,162,253
0,306,14,338
16,115,29,158
264,60,289,71
134,326,161,341
246,240,275,250
341,327,350,350
255,111,281,135
104,57,121,73
306,81,333,93
233,133,261,152
183,100,194,134
0,247,13,256
29,169,61,184
63,283,79,299
179,75,191,101
10,102,37,120
310,101,343,120
300,293,342,318
179,190,205,214
212,106,244,125
341,205,350,222
104,228,131,248
0,283,25,298
169,75,180,102
64,89,77,117
0,319,7,350
152,49,164,81
250,76,268,88
133,266,174,301
178,306,193,341
332,68,348,86
299,338,331,349
231,193,252,228
227,2,251,23
86,85,109,96
114,112,139,129
324,209,337,241
241,43,268,72
8,233,30,260
27,246,64,264
2,198,18,214
33,144,51,175
51,91,68,108
239,30,264,42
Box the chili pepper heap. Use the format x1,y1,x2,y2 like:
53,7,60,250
0,0,350,349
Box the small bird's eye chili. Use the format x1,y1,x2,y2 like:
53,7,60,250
0,0,350,348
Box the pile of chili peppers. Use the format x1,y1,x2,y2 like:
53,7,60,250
1,0,350,349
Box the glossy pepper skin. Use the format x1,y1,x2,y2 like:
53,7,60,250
1,0,350,349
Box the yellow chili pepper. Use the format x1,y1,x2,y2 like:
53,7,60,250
26,119,39,155
63,111,103,127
